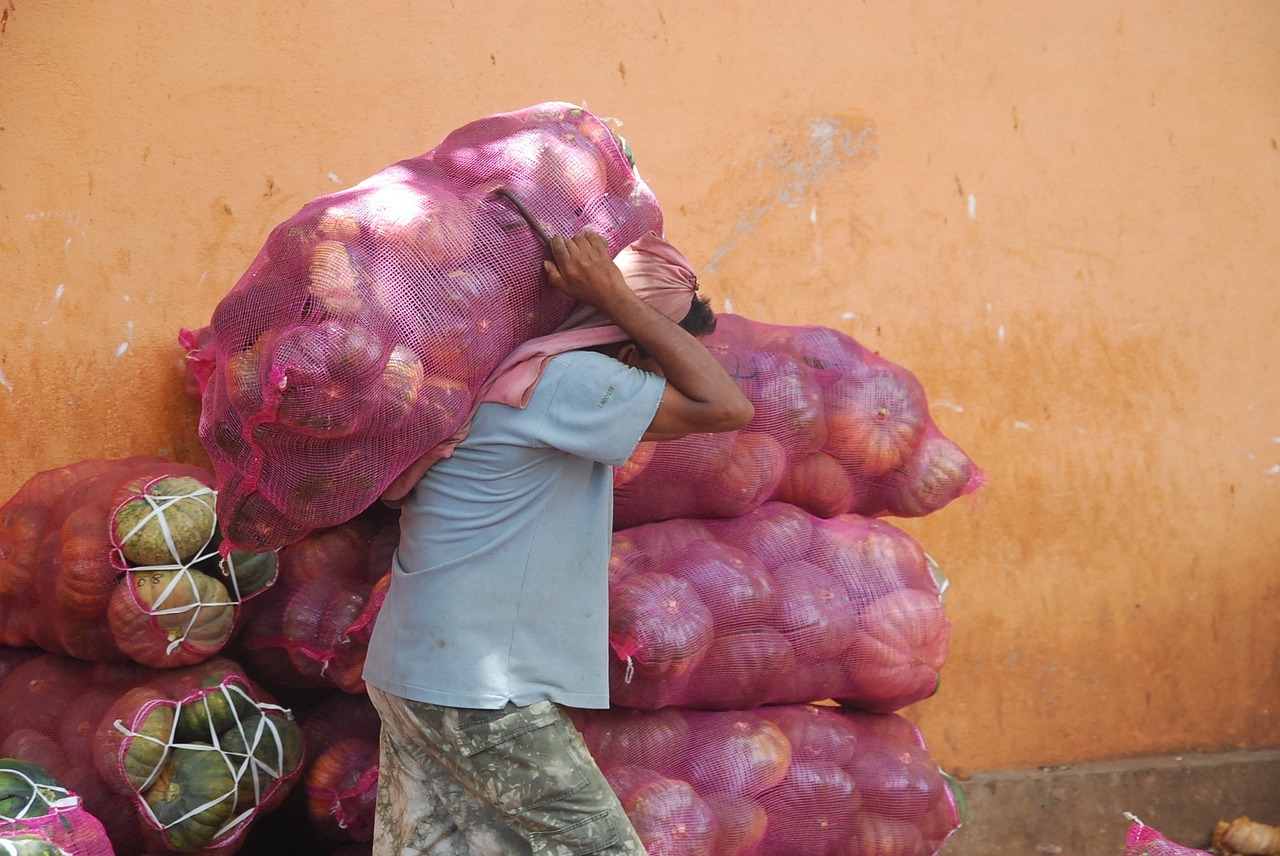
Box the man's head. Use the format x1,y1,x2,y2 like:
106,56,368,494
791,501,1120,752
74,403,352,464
605,293,717,374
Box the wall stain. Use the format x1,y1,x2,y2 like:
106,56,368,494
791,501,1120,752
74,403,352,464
702,115,878,276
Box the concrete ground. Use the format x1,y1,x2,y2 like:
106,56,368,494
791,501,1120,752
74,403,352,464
939,748,1280,855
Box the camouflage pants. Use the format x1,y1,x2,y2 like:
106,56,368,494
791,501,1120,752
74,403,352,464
367,686,648,856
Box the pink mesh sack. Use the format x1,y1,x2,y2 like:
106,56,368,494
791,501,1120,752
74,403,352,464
608,502,949,713
571,703,963,856
1,758,116,855
230,506,398,695
0,458,275,669
296,693,381,845
613,315,983,529
199,101,663,553
0,652,303,856
1124,817,1212,855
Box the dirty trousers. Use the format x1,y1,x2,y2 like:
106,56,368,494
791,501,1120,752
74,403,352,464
367,686,648,856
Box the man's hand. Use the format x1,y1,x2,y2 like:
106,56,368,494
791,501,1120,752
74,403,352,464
543,233,633,310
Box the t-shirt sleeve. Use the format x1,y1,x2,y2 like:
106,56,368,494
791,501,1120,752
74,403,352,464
531,351,666,466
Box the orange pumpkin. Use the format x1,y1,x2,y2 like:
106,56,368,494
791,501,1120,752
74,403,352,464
107,568,235,668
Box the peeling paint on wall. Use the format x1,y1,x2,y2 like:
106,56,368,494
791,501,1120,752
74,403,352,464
703,116,878,275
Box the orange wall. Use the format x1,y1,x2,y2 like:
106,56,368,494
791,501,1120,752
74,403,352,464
2,2,1277,772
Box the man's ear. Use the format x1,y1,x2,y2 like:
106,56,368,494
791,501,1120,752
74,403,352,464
616,342,641,368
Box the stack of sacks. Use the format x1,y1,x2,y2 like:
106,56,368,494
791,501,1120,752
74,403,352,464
585,310,980,854
0,650,303,855
0,457,275,670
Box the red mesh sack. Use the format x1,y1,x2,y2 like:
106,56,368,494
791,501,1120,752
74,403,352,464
296,693,380,844
571,703,963,856
230,505,398,695
0,458,276,669
613,315,983,529
0,758,115,855
608,502,950,713
199,101,663,553
0,653,303,855
1124,817,1213,855
179,326,218,403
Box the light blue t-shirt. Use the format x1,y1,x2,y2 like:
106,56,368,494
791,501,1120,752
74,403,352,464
362,350,666,710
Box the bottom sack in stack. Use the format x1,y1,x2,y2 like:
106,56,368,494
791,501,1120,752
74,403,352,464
0,650,303,855
571,704,963,856
257,689,961,856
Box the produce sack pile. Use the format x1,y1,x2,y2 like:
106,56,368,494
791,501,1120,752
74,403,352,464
570,703,963,856
230,506,398,695
613,314,983,529
197,101,663,553
1,758,115,856
0,652,302,855
608,502,949,713
0,457,276,668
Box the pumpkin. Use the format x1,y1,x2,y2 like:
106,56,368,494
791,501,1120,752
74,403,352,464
373,344,425,429
304,736,378,840
307,240,365,319
758,759,861,855
92,688,176,792
771,450,857,518
0,836,70,856
839,812,927,856
0,759,62,820
822,371,926,478
840,588,950,712
142,746,236,853
767,561,858,664
223,342,264,413
608,572,714,679
704,793,768,856
108,568,235,667
845,742,942,823
53,505,117,620
215,550,277,600
0,502,52,599
217,711,304,813
880,436,977,518
706,432,787,519
684,629,798,710
605,766,718,856
681,714,792,796
114,477,215,567
173,679,258,743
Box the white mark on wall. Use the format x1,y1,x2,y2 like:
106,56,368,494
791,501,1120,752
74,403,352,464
932,399,965,413
703,117,878,275
1266,465,1280,476
967,194,977,220
328,172,343,184
1014,421,1032,430
998,324,1006,343
0,369,11,394
810,203,822,260
25,210,83,224
55,284,65,300
115,321,135,359
841,311,857,320
199,272,208,287
723,298,735,314
122,295,130,302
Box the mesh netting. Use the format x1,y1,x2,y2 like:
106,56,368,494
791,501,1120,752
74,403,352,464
230,505,398,695
0,759,115,856
570,703,962,856
296,693,380,845
0,651,302,855
0,458,276,669
613,315,983,529
1125,818,1213,855
608,503,949,713
198,101,663,553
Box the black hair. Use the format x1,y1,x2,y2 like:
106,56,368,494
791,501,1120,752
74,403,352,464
679,294,717,338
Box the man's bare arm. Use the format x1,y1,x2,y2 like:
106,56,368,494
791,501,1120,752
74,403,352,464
543,233,753,440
